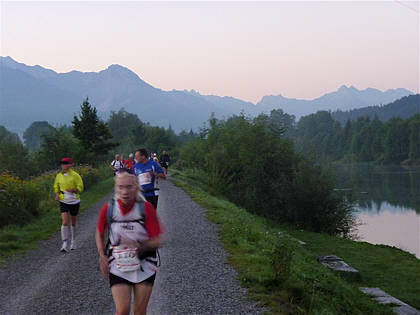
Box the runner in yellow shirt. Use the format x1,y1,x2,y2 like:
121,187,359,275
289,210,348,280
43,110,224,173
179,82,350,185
54,157,84,252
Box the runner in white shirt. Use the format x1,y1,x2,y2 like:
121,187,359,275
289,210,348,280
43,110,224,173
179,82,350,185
95,169,162,315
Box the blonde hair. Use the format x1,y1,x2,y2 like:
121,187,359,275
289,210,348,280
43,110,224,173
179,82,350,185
114,171,146,202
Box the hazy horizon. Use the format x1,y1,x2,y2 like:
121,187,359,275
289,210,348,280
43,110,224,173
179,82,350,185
1,1,419,103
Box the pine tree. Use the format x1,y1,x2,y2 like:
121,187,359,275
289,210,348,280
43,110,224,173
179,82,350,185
72,98,116,162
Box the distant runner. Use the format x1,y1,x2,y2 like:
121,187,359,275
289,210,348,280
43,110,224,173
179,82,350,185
134,148,166,210
125,153,135,170
159,150,170,175
110,154,124,175
95,170,162,315
54,157,84,252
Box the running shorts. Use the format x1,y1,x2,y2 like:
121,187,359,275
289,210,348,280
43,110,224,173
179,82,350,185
109,273,156,288
59,202,80,216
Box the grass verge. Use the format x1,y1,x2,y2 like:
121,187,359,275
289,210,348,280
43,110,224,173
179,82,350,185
0,176,114,265
170,169,419,314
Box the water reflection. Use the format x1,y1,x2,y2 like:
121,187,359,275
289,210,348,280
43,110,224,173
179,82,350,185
331,164,420,258
332,164,420,213
356,203,419,258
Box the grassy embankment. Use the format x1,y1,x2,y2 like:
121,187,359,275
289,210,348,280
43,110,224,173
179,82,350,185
0,167,114,265
171,169,419,314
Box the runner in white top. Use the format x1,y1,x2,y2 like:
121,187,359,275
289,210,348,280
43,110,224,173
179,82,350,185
110,154,124,175
95,170,162,315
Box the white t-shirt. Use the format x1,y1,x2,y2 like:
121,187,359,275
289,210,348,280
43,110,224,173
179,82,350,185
108,202,158,283
111,160,124,171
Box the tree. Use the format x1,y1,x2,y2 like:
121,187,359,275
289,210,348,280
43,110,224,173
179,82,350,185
107,109,142,142
23,121,54,151
0,126,33,178
72,98,116,163
38,126,80,171
408,114,420,162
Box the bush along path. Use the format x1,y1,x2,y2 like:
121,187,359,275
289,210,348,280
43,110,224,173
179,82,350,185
0,178,264,314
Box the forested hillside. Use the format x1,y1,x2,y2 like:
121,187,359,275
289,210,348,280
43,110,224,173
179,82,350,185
332,94,419,124
294,111,420,165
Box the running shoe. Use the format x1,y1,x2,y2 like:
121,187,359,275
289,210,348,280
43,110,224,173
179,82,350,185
70,240,76,250
60,241,69,252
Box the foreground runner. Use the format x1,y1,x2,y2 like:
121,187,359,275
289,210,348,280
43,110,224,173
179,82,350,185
54,157,84,252
134,148,166,210
95,169,162,315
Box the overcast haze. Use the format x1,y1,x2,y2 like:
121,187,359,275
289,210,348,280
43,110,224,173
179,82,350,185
1,1,418,103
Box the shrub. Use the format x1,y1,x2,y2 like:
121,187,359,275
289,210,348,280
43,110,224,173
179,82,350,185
178,114,355,236
0,175,41,227
270,237,295,283
0,165,109,228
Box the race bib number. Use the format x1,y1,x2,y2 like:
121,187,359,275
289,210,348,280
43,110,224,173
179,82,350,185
63,191,77,203
112,246,141,272
138,172,152,185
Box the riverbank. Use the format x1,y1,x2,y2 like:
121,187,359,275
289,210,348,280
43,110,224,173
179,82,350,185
0,172,114,265
171,169,419,314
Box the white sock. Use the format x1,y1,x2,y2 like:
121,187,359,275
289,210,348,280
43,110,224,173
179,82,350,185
70,226,76,242
61,225,70,242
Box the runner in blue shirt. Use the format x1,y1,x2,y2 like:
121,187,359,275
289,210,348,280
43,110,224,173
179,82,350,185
134,148,166,210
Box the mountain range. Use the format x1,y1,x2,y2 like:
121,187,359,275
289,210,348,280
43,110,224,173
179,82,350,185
0,56,413,133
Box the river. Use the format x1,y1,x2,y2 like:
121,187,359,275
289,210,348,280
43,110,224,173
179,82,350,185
332,164,420,258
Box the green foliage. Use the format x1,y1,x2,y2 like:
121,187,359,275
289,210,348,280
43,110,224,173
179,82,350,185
332,94,420,124
37,126,81,171
293,110,420,165
0,126,20,143
0,173,114,264
408,114,420,163
106,108,184,162
72,98,117,163
23,121,54,151
0,174,41,227
270,237,295,283
0,126,34,178
178,113,354,235
0,166,108,228
172,176,396,314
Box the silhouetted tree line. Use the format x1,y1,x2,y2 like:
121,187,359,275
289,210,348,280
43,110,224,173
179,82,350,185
294,111,420,165
332,94,420,125
0,98,194,178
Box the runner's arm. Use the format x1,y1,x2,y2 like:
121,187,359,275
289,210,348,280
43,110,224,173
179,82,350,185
96,204,110,277
137,236,161,253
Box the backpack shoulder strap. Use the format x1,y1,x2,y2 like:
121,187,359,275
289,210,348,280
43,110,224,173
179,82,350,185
136,199,145,219
104,199,116,257
108,198,116,226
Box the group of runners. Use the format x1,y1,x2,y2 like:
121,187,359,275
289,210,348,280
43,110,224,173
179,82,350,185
53,148,171,315
110,150,170,176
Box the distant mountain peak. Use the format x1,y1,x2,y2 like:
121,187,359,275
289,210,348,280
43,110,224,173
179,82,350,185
338,84,358,92
106,64,130,71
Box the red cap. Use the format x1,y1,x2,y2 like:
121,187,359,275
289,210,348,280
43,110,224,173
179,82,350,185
60,157,73,164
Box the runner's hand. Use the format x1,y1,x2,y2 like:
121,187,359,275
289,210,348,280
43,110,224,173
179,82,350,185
119,236,139,248
99,254,109,278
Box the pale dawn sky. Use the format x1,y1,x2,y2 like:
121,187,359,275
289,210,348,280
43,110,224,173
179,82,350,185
1,1,419,103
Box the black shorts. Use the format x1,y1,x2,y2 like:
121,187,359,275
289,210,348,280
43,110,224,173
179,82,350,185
109,272,155,288
145,196,159,210
59,202,80,216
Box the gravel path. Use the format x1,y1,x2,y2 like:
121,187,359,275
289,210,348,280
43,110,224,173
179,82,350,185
0,178,264,315
0,191,115,315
